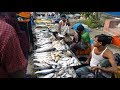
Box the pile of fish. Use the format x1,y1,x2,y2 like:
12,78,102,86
32,17,81,78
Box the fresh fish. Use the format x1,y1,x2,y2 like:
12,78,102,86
62,57,71,61
37,39,52,46
47,61,59,66
41,73,54,78
40,44,53,48
34,53,51,57
34,63,51,69
61,73,66,78
65,74,72,78
34,69,55,75
52,65,56,69
35,46,54,53
57,69,65,76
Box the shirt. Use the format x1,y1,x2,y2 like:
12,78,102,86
81,31,90,43
0,13,30,58
0,20,28,78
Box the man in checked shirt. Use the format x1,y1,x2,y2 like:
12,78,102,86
0,12,28,78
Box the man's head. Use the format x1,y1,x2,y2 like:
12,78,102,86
93,34,112,47
76,24,85,34
61,14,66,22
0,12,20,31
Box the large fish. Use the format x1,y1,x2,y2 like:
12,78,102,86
35,46,54,53
34,69,55,75
38,73,54,78
47,61,59,66
34,63,51,69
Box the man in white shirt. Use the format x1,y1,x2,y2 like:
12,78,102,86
76,34,118,78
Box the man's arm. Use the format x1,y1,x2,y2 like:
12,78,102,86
84,52,92,64
92,50,118,74
2,25,27,78
58,23,61,34
84,45,94,64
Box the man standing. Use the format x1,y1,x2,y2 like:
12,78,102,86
0,13,28,78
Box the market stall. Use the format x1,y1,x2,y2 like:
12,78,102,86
31,13,81,78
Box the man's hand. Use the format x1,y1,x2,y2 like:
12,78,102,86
91,66,100,71
74,32,78,42
84,60,89,65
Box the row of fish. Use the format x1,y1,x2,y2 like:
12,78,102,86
34,67,77,78
32,18,80,78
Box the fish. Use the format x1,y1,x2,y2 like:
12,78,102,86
35,46,54,53
33,52,51,56
65,74,72,78
34,69,55,75
37,39,52,46
47,61,59,66
40,44,53,48
57,69,65,76
61,73,67,78
34,63,51,70
62,57,71,61
40,73,54,78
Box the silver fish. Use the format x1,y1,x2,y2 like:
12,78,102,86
35,46,54,53
34,63,51,70
41,73,54,78
57,69,65,76
65,74,72,78
47,61,59,66
34,69,55,75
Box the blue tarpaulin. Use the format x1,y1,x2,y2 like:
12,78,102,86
104,12,120,17
72,22,91,32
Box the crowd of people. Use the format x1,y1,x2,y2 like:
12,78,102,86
0,12,119,78
55,14,119,78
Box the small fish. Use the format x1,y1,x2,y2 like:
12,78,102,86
57,70,65,76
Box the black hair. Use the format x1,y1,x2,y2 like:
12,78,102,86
95,34,113,46
55,20,59,23
77,24,84,31
61,14,66,18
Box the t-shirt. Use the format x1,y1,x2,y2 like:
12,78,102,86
73,31,90,44
81,31,90,43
